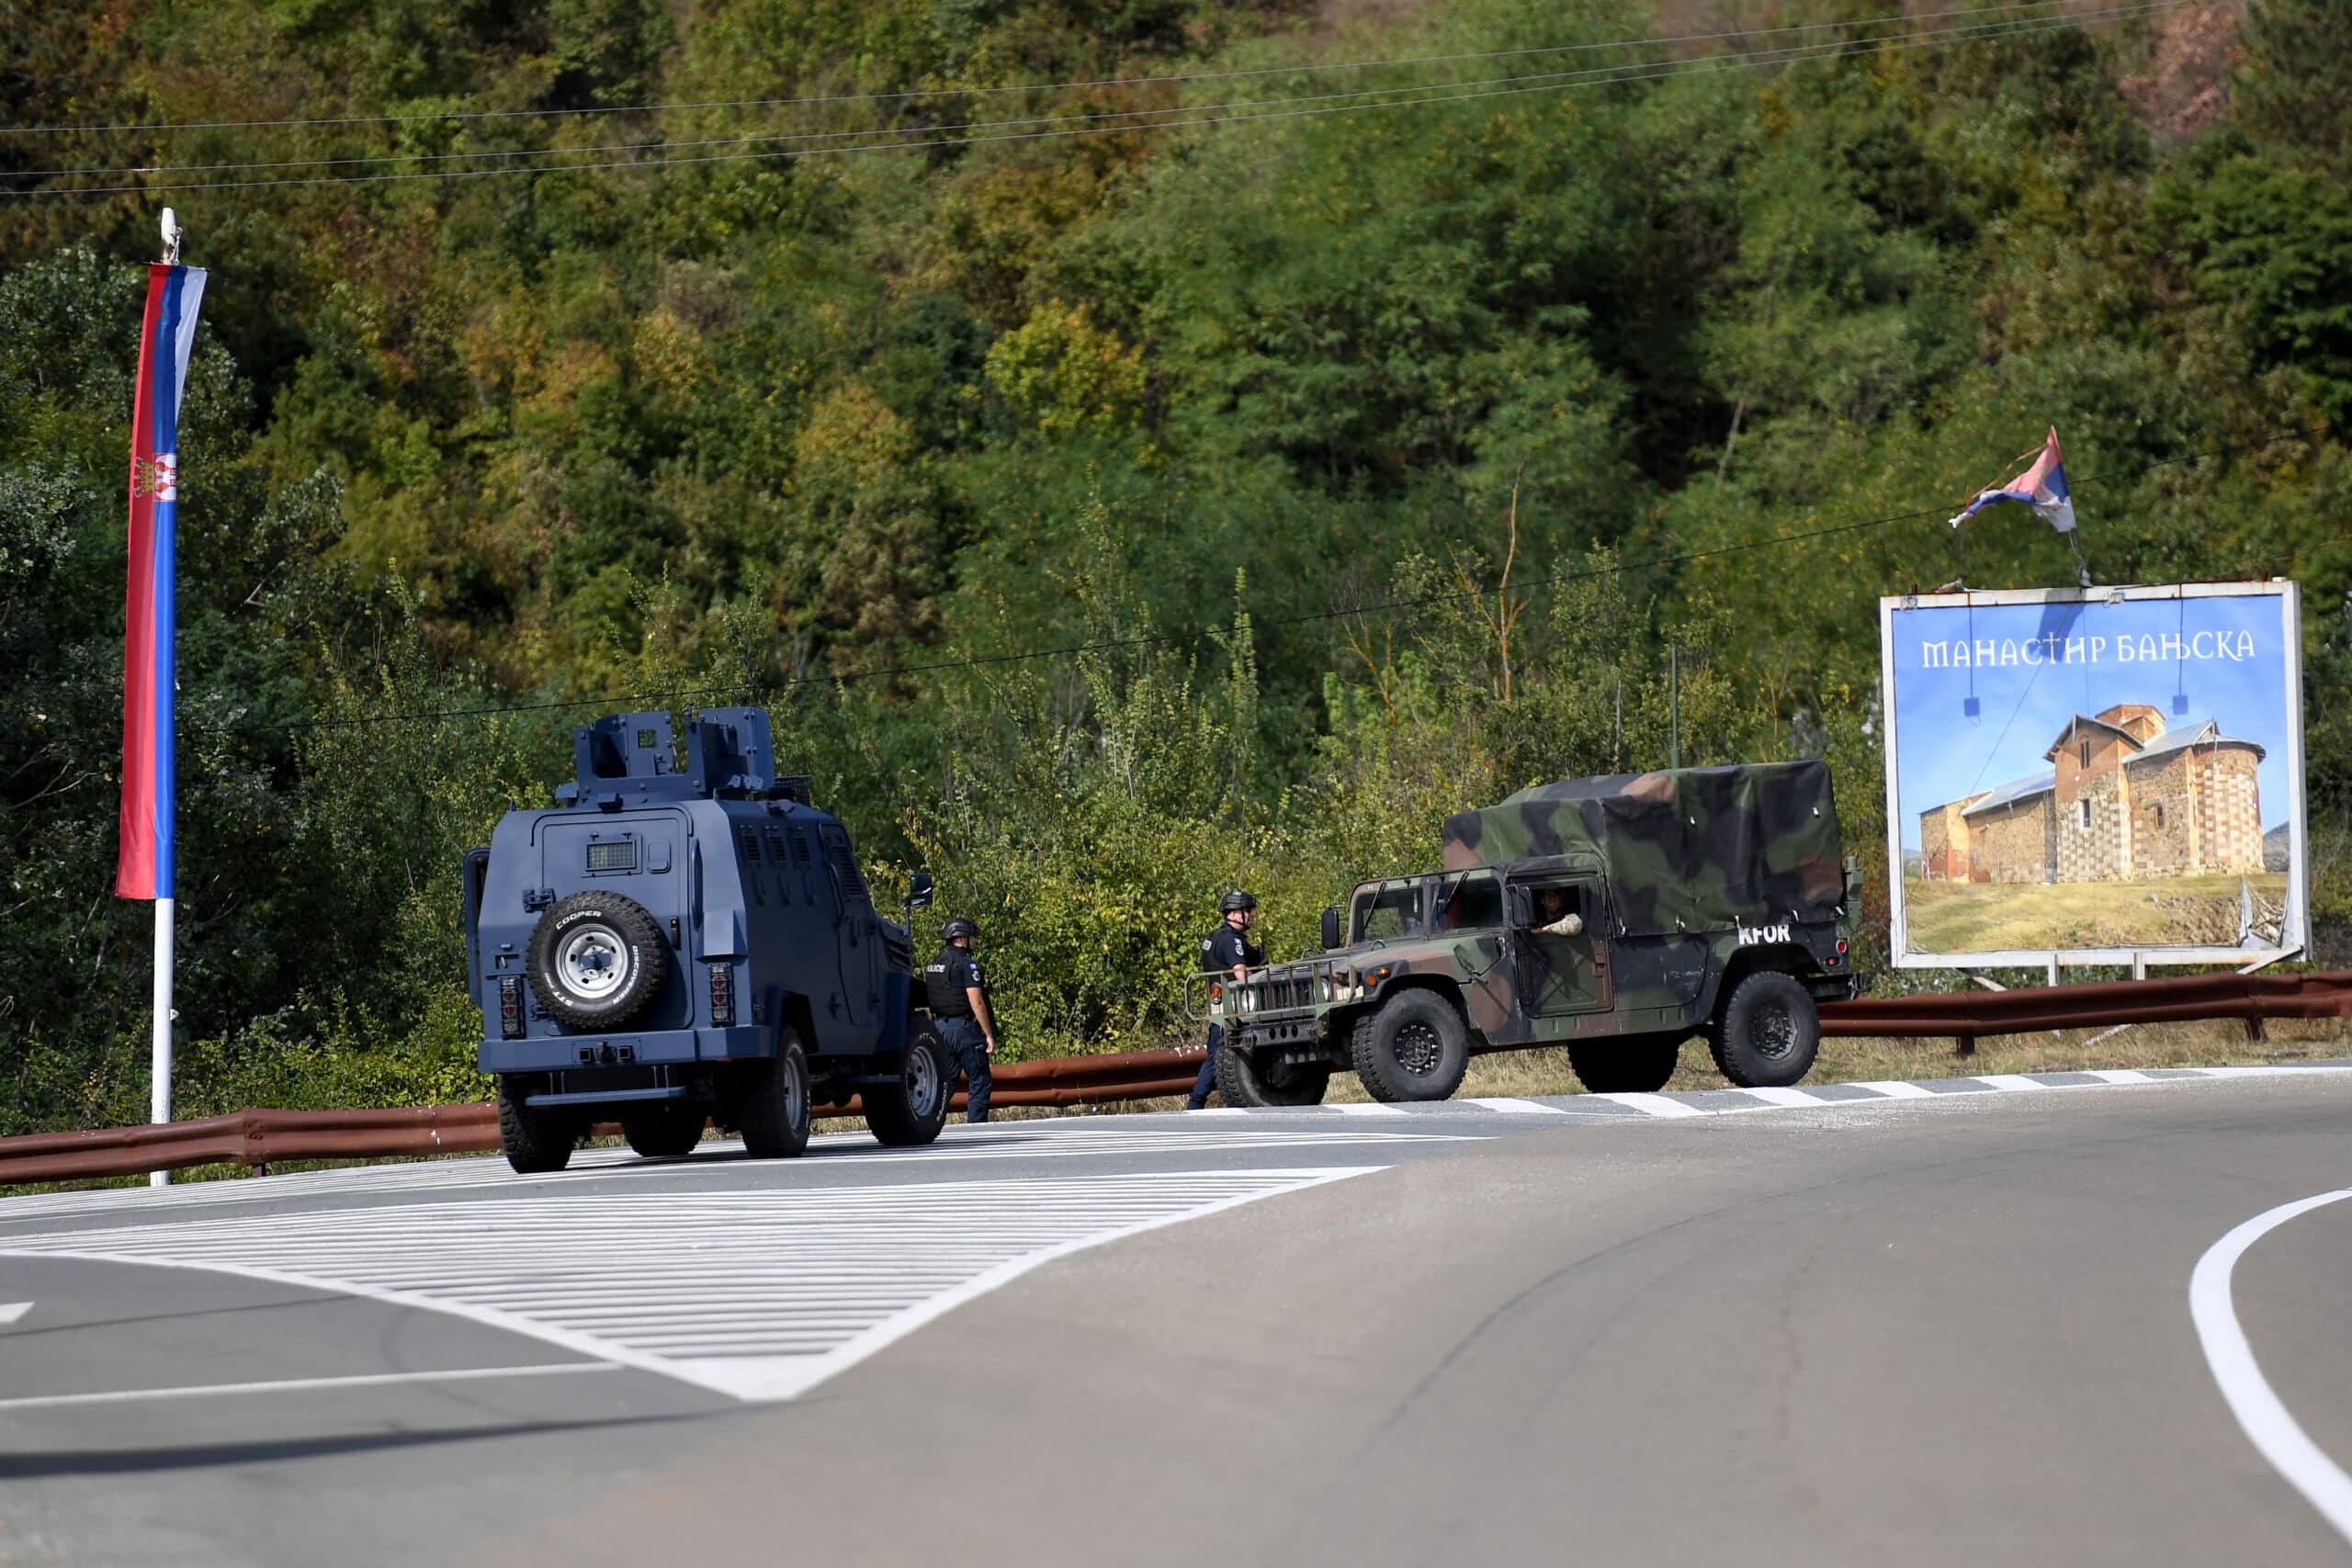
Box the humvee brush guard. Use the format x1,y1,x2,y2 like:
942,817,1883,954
1200,762,1862,1105
466,707,949,1172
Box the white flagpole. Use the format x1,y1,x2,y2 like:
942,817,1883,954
151,897,173,1187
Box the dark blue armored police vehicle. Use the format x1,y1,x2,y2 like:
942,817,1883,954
464,707,951,1173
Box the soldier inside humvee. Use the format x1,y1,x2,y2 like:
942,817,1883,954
1531,886,1584,937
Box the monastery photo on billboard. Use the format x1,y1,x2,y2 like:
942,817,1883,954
1917,702,2267,886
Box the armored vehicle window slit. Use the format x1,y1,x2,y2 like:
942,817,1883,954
821,825,869,904
763,828,792,903
740,830,763,905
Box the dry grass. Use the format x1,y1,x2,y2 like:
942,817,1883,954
1904,872,2290,952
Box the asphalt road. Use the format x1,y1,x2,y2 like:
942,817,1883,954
2,1066,2348,1566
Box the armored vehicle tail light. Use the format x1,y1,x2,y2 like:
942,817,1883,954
707,964,736,1027
496,976,525,1039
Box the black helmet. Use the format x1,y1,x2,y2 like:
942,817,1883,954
1219,890,1258,914
942,916,978,942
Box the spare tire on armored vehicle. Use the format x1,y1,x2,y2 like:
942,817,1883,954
526,891,669,1030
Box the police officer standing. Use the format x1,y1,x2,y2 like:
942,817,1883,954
1188,890,1263,1111
925,917,999,1124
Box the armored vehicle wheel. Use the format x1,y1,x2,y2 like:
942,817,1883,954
1215,1043,1332,1108
1351,991,1469,1102
496,1075,577,1174
621,1105,706,1158
865,1025,952,1146
1566,1036,1681,1095
526,891,669,1032
736,1032,814,1158
1711,971,1820,1088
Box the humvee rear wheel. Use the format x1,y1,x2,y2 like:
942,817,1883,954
526,891,669,1031
1711,971,1820,1088
496,1075,577,1175
1351,991,1469,1102
1566,1036,1682,1095
1214,1043,1332,1108
621,1105,706,1158
865,1025,952,1146
736,1032,814,1158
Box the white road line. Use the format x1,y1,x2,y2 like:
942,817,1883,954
1973,1073,2044,1091
1461,1098,1571,1115
1849,1080,1939,1099
0,1362,617,1413
1596,1093,1706,1119
1733,1087,1825,1108
2085,1069,2154,1084
0,1302,29,1325
2189,1189,2352,1545
0,1127,1466,1225
0,1168,1381,1404
1329,1102,1409,1117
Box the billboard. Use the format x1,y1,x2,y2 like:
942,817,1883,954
1878,582,2309,969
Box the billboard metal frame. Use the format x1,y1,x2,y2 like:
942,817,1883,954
1878,581,2308,971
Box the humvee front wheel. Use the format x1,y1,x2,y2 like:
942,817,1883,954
1215,1043,1331,1108
865,1025,952,1146
1711,971,1820,1088
1351,991,1469,1102
621,1104,706,1158
496,1075,577,1175
735,1032,814,1158
1566,1036,1681,1095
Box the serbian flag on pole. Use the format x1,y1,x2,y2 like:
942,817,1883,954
117,263,207,900
1949,425,2075,534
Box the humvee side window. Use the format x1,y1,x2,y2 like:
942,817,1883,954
1352,883,1424,942
1438,872,1502,931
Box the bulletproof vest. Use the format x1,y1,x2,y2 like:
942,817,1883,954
925,945,973,1017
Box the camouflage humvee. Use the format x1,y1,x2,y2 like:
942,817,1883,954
1200,761,1862,1105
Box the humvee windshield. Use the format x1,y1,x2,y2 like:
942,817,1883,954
1348,870,1503,943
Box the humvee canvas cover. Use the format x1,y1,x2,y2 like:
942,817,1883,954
1440,761,1845,938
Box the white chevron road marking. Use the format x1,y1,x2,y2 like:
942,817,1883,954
0,1169,1379,1404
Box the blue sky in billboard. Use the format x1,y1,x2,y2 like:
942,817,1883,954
1888,592,2293,855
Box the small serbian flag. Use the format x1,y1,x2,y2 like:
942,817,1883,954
117,263,207,901
1949,425,2075,534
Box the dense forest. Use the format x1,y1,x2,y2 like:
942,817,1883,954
3,0,2347,1134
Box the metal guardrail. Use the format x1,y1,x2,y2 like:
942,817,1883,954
0,1050,1211,1186
4,972,2345,1186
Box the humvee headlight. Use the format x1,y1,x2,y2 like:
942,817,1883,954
1208,981,1224,1009
1363,964,1396,987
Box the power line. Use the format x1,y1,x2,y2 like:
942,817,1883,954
198,509,1942,737
6,0,2105,181
202,421,2312,740
6,4,2180,199
6,6,2010,183
0,0,2117,141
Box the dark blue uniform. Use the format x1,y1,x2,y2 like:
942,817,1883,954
925,944,995,1123
1189,923,1263,1109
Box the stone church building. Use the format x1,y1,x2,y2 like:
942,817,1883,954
1919,703,2266,884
